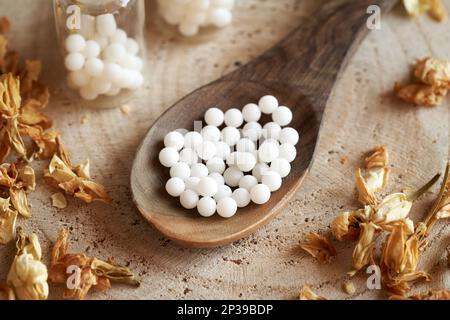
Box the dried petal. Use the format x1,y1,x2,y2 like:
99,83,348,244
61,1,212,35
7,228,48,300
428,0,447,21
19,60,41,97
51,192,67,209
349,222,380,276
365,146,389,169
19,99,52,130
414,57,450,86
0,17,10,34
0,203,17,244
300,233,337,264
356,169,379,205
9,187,31,218
299,285,326,300
372,193,412,225
403,0,430,17
59,177,111,204
331,210,367,241
395,82,447,106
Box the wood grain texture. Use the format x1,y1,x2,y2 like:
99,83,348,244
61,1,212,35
0,0,449,299
131,0,397,248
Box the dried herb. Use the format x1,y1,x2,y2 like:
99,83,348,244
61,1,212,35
300,233,337,264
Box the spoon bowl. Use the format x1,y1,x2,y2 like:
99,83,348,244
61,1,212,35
131,0,397,247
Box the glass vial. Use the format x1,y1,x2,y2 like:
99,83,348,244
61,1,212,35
53,0,146,109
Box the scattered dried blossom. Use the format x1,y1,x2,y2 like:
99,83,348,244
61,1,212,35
391,290,450,300
0,197,17,244
299,285,326,300
331,210,366,242
7,227,48,300
300,233,337,264
403,0,448,21
349,222,380,276
49,229,140,300
44,154,110,204
51,192,67,209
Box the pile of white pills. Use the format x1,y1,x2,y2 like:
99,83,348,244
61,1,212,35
159,95,299,219
64,13,144,101
157,0,234,37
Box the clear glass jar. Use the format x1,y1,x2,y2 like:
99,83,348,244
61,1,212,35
155,0,235,41
53,0,146,109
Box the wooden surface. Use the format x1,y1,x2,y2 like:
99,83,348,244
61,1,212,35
131,0,397,248
0,0,449,299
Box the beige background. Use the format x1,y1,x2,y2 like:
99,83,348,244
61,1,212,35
0,0,449,299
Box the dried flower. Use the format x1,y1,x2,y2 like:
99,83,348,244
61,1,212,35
349,222,380,276
0,283,14,300
391,290,450,300
395,82,448,106
300,233,337,264
299,285,326,300
7,227,48,300
0,197,17,244
414,57,450,87
49,229,140,300
51,192,67,209
403,0,448,21
44,154,110,204
331,210,366,242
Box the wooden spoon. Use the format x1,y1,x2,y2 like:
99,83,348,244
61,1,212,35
131,0,397,248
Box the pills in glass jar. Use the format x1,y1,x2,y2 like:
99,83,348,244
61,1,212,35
63,13,144,101
158,0,235,37
158,95,299,218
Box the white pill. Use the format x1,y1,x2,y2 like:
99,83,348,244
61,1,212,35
159,147,179,167
104,43,126,63
261,171,282,192
272,106,293,126
184,131,203,149
278,143,297,162
179,22,199,37
250,184,271,205
214,185,232,201
162,6,184,25
205,108,224,127
259,95,279,114
201,125,221,142
128,71,144,90
208,172,225,186
180,189,199,209
125,38,139,55
223,166,243,187
210,8,233,28
232,188,251,208
185,12,207,26
89,77,111,95
195,140,217,161
189,0,209,11
179,148,198,165
84,58,104,77
239,175,258,191
65,34,86,53
110,28,127,45
105,85,121,96
242,122,262,141
185,177,200,191
226,151,239,166
103,63,122,85
79,85,98,101
221,127,240,146
197,177,218,197
206,157,226,174
270,158,291,178
236,152,256,172
190,163,209,178
236,138,255,153
214,141,231,160
96,14,117,37
170,162,191,179
242,103,261,123
92,34,108,49
224,108,243,128
164,131,185,150
68,70,90,87
65,52,85,71
217,197,237,218
197,197,217,217
82,40,100,58
279,127,299,145
263,122,282,140
166,177,185,197
121,54,144,71
258,141,280,163
252,163,270,182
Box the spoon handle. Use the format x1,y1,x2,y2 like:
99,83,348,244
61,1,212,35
229,0,397,112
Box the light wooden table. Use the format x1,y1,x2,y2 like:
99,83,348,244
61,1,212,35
0,0,448,300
